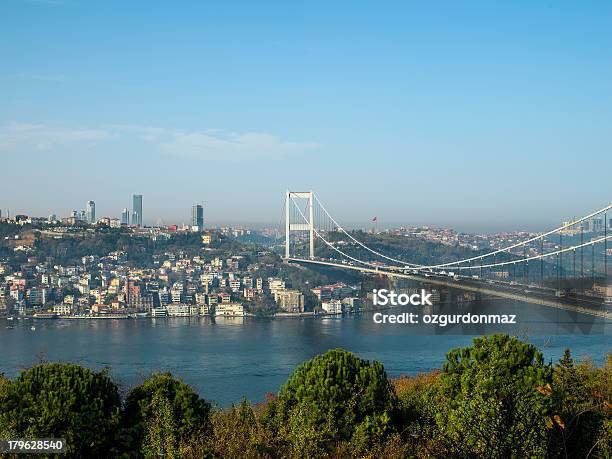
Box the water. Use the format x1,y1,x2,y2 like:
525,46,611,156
1,300,610,407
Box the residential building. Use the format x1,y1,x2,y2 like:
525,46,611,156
274,289,305,313
322,299,343,314
215,302,244,316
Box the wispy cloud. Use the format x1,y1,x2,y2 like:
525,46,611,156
14,73,71,83
0,122,320,159
0,122,115,151
111,125,319,160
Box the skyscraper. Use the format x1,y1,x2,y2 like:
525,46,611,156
192,204,204,231
132,194,143,227
86,200,96,223
121,208,130,225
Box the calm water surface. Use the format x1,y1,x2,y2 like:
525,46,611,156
1,299,610,406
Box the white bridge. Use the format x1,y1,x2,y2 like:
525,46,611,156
282,191,612,319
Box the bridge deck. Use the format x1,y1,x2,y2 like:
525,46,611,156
287,258,612,320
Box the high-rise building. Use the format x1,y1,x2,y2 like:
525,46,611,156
77,210,86,222
191,204,204,231
85,201,96,223
132,194,143,226
121,208,130,225
592,218,603,233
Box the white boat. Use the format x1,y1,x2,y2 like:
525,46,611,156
30,325,36,331
6,316,14,321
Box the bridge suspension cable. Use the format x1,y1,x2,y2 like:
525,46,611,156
312,193,423,267
289,194,392,270
292,193,612,273
421,203,612,269
445,234,612,270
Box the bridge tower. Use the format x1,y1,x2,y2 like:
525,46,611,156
285,191,315,259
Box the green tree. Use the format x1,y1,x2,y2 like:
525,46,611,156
0,363,121,457
264,348,398,456
550,351,612,458
122,373,211,457
195,398,277,458
436,334,553,458
142,392,179,458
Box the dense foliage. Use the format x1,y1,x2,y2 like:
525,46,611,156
264,349,398,455
122,373,212,458
435,334,553,457
0,336,610,458
0,363,121,456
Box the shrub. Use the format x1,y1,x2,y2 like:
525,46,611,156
122,372,211,457
0,363,121,456
190,398,278,458
436,334,553,458
550,350,612,457
265,348,398,456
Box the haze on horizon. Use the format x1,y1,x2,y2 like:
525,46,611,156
1,1,611,233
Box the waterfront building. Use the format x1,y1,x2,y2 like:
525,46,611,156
151,307,168,317
167,303,191,316
215,302,244,316
53,304,72,316
322,299,343,314
273,289,305,313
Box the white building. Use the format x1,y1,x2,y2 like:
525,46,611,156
53,304,72,316
215,303,244,316
167,303,192,316
151,307,168,317
322,299,343,315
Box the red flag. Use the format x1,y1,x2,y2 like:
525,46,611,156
372,216,377,222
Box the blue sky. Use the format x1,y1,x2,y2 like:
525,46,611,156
1,0,611,231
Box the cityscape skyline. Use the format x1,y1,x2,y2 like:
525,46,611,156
1,193,610,236
1,1,612,231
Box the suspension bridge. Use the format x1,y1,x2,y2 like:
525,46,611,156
281,191,612,319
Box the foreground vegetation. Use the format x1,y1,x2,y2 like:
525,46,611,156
0,334,610,458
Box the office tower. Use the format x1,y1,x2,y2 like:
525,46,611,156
132,194,143,227
192,204,204,230
48,214,56,222
121,208,130,225
78,210,86,222
86,200,96,223
592,218,603,232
